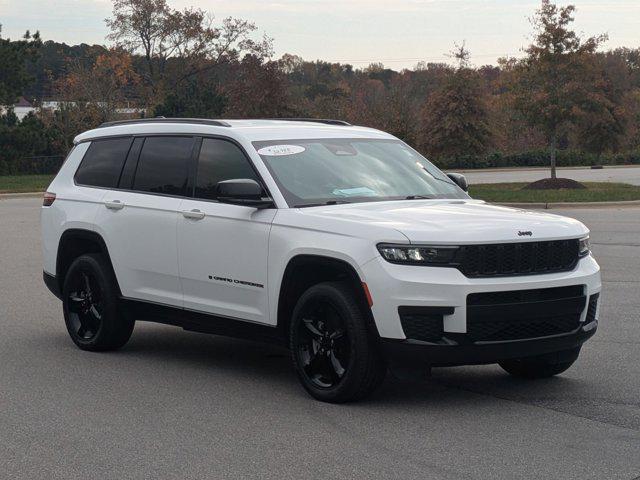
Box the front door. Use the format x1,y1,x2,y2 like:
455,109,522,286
178,138,275,324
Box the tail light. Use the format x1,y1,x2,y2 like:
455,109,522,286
43,192,56,206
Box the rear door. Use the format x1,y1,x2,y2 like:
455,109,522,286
94,135,196,307
177,137,276,324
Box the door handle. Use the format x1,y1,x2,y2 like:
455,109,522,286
182,209,205,220
104,200,124,210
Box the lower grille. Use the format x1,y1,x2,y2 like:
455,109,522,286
467,316,580,342
399,306,452,342
467,286,586,342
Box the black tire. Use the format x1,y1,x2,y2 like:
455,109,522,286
289,281,386,403
499,347,581,379
62,253,134,351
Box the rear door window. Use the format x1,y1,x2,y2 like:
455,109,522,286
75,137,133,188
132,136,194,196
195,138,260,200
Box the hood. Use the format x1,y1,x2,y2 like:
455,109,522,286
300,199,588,244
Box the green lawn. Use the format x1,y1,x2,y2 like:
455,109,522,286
469,182,640,203
0,174,55,194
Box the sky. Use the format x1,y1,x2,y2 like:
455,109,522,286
0,0,638,69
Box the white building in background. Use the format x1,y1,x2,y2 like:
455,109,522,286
2,97,37,120
1,98,146,120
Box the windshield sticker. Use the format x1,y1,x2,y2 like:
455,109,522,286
332,187,377,197
257,145,306,156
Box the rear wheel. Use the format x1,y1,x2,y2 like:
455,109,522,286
62,254,134,351
499,347,580,379
290,281,386,403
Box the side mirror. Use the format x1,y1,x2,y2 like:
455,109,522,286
447,173,468,192
216,179,274,208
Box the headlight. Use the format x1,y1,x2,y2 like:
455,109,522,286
377,244,459,265
578,235,590,257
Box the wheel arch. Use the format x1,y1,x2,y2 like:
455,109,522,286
55,229,120,295
276,254,378,339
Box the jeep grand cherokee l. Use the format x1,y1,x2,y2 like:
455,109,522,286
41,118,601,402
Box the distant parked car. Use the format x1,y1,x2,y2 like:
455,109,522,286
41,118,601,402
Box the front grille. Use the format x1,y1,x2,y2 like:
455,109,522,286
399,306,452,342
585,293,599,323
467,286,586,342
458,239,580,278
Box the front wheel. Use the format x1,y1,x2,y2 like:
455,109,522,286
290,281,386,403
499,347,581,379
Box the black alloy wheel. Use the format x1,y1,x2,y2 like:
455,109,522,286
62,254,134,351
295,298,350,389
290,281,386,403
67,270,103,341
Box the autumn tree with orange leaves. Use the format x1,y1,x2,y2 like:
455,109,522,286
42,48,141,151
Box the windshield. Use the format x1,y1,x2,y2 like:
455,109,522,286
252,138,468,207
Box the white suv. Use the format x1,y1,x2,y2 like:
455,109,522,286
41,118,601,402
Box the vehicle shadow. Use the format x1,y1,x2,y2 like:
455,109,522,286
377,367,584,406
101,322,592,410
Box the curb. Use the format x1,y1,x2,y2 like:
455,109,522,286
448,165,640,173
499,200,640,209
0,192,44,199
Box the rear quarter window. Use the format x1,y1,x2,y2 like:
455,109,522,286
74,137,133,188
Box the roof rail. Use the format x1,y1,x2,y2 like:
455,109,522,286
267,118,351,126
99,117,232,128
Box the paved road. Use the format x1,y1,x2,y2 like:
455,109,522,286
1,197,639,480
456,165,640,186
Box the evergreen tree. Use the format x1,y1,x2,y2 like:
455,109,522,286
0,27,42,105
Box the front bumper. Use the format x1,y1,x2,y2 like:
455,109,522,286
362,254,601,339
381,319,597,367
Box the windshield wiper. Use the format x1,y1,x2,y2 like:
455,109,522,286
294,200,353,208
404,195,435,200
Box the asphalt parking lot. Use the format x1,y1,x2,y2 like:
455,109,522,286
1,197,639,480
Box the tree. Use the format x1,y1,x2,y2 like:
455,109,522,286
0,111,53,174
39,103,105,153
154,79,226,118
24,41,108,100
574,58,626,157
105,0,272,97
0,27,42,105
508,1,607,179
50,49,139,130
420,44,491,158
43,49,141,152
56,48,141,120
222,56,290,118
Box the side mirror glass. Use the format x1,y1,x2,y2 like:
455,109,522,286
215,179,273,208
446,173,468,192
